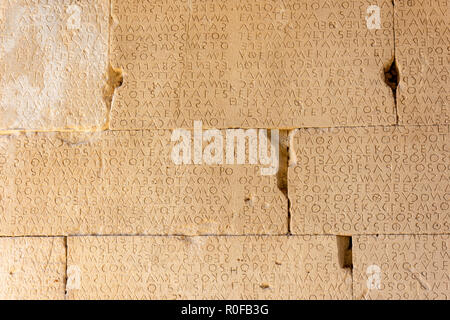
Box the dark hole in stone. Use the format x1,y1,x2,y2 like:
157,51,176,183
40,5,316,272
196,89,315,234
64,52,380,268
336,236,353,269
384,58,399,93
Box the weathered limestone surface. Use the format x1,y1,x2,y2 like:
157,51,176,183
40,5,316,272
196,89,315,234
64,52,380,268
0,0,448,301
0,237,66,300
353,235,450,300
110,0,395,129
0,0,110,131
289,125,449,235
395,0,449,125
0,130,287,236
67,235,352,300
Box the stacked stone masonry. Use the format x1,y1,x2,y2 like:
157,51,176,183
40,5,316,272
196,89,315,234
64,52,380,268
0,0,448,299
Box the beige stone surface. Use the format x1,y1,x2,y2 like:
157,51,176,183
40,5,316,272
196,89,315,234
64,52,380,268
0,0,448,302
66,235,352,299
289,125,449,235
0,237,66,299
0,130,287,236
395,0,449,125
110,0,395,129
353,235,450,300
0,0,110,131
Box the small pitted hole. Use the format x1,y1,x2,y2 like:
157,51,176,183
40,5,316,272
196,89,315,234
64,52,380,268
117,75,124,88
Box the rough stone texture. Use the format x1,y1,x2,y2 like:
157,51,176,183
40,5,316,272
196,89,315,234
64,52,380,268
0,130,287,236
110,0,395,129
289,125,449,235
353,235,450,300
0,237,66,299
0,0,448,301
395,0,449,125
66,235,352,300
0,0,110,131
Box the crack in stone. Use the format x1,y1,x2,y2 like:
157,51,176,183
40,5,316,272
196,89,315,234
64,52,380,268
102,64,124,130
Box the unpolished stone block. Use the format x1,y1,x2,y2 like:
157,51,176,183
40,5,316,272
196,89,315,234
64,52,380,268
110,0,395,129
0,237,66,299
353,235,450,300
0,129,287,235
395,0,449,125
66,235,352,299
289,125,449,235
0,0,110,131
